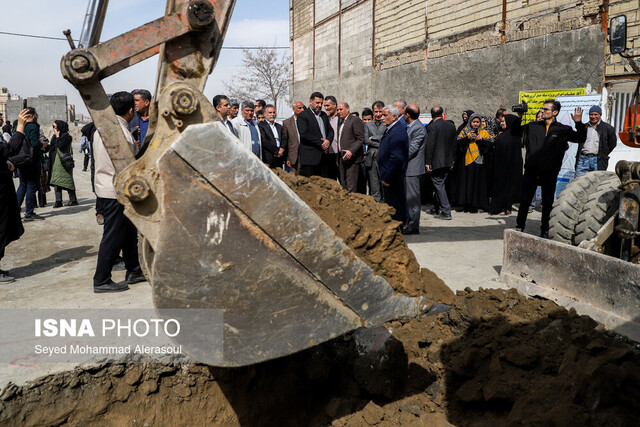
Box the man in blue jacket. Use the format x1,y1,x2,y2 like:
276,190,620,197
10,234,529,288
378,105,409,223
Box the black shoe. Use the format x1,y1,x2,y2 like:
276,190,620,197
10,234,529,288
39,203,47,208
53,202,63,208
94,281,129,293
540,231,550,239
0,273,15,283
515,227,524,232
82,169,87,172
436,213,452,220
65,201,79,206
126,269,147,285
0,268,9,275
401,227,419,235
23,213,45,221
430,207,440,215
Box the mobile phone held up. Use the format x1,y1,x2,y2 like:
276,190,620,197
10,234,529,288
23,99,28,109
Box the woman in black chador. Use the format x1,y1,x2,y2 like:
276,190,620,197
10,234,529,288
490,114,523,215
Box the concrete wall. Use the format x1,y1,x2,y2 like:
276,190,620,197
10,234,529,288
374,0,426,69
290,0,635,124
6,95,69,127
375,26,605,121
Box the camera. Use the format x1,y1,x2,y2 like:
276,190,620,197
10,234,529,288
512,101,528,113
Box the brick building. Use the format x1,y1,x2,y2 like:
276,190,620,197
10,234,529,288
289,0,639,124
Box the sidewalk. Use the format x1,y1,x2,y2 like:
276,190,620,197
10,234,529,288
406,207,542,292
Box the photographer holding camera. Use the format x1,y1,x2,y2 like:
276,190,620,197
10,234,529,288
514,100,586,238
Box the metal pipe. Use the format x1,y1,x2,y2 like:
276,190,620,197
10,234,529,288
79,0,109,48
62,29,76,50
338,0,342,76
372,0,376,71
501,0,507,44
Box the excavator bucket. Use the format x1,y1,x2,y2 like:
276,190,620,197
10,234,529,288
60,0,449,367
500,229,640,342
139,123,449,367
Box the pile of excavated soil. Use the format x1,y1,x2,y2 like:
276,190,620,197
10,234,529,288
275,171,454,304
2,172,640,426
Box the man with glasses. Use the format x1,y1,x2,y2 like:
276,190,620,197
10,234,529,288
364,101,387,202
515,100,586,238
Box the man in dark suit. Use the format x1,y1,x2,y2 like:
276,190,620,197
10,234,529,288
403,104,427,234
259,104,287,168
297,92,334,177
336,102,364,192
378,105,409,223
425,106,457,220
282,101,304,174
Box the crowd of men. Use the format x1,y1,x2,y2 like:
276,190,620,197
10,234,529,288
213,92,453,235
218,92,618,240
0,87,619,290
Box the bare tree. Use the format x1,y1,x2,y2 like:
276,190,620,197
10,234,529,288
224,47,290,112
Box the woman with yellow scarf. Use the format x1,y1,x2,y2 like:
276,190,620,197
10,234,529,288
451,113,493,212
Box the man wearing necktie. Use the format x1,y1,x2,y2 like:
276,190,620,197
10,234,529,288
259,105,288,168
213,94,238,137
378,105,409,223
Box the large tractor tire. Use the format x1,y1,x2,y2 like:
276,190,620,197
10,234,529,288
573,176,621,245
549,171,616,244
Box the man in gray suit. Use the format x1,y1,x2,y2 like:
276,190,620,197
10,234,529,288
364,100,386,202
403,104,427,235
425,106,456,220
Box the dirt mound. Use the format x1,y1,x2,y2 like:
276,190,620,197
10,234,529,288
276,171,454,304
2,172,640,425
0,364,233,425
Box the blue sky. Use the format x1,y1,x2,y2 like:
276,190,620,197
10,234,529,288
0,0,289,117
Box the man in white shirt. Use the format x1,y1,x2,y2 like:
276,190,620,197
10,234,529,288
93,91,145,293
574,105,617,177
